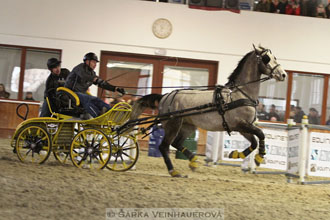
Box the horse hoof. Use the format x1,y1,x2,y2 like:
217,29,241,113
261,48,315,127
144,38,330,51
169,170,186,178
189,163,197,172
254,154,264,166
189,155,199,171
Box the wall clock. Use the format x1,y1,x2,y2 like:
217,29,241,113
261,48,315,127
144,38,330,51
152,18,172,39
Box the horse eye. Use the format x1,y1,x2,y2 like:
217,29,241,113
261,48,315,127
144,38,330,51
262,55,270,64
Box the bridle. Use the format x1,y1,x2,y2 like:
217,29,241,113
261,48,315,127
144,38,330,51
256,49,282,79
226,48,283,104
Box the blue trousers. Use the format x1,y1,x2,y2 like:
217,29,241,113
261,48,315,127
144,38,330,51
40,100,51,117
77,92,110,118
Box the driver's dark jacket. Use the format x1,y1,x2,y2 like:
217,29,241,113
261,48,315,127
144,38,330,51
64,63,96,93
64,63,117,94
44,68,70,100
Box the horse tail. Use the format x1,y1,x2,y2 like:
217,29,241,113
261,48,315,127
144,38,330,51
130,94,163,120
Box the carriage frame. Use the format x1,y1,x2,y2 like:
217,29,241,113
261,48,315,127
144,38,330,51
11,88,139,171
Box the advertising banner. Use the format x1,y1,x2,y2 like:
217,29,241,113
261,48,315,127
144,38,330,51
221,131,249,162
221,126,300,172
307,132,330,177
261,128,288,171
287,128,300,174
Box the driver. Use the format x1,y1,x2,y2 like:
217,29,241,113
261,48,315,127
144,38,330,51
64,52,125,118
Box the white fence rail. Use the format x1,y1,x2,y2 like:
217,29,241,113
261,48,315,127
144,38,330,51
205,121,330,184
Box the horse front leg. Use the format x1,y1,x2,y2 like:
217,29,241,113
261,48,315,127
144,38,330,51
229,132,258,159
229,122,265,166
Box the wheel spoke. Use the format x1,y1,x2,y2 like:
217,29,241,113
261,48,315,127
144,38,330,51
119,138,129,148
122,146,137,151
36,128,41,136
71,129,111,169
25,148,32,156
122,151,135,160
62,154,69,163
77,159,85,168
16,126,51,164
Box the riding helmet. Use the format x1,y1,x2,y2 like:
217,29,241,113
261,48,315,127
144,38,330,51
83,52,99,62
47,58,61,70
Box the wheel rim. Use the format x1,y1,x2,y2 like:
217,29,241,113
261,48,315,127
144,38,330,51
70,129,111,170
107,134,139,171
53,145,70,164
16,125,51,164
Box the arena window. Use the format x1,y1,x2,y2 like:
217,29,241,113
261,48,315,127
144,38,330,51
0,44,61,101
258,70,330,125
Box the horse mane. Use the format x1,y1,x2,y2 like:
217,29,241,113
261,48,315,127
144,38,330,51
226,51,254,85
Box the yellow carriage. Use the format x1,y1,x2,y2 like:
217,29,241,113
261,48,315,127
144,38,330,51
10,87,139,171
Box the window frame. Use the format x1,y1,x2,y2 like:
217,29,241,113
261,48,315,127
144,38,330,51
0,44,62,101
285,70,329,125
99,51,218,95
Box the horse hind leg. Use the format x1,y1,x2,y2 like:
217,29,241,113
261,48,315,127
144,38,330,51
229,132,258,160
229,122,266,166
171,123,198,172
158,118,184,177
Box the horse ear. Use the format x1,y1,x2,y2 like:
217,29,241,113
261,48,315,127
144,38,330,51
253,44,262,54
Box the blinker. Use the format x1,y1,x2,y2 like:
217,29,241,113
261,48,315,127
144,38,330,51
262,55,270,64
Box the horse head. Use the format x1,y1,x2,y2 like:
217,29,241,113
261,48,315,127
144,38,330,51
253,45,287,81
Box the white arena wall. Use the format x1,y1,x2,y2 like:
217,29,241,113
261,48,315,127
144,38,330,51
0,0,330,95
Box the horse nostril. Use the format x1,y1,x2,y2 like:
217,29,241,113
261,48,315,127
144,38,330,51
282,74,286,78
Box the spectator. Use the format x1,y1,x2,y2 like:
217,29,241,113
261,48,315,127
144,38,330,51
255,0,271,12
294,106,305,123
24,92,35,101
289,105,296,119
257,103,269,120
286,0,301,15
279,0,289,13
301,0,309,16
326,1,330,18
270,0,283,13
0,83,10,99
268,104,281,121
308,108,320,124
306,0,318,17
316,3,327,18
326,116,330,125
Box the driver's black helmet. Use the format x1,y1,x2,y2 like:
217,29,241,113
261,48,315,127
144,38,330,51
47,58,61,70
83,52,99,62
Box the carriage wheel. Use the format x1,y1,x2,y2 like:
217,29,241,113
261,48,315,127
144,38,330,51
53,145,71,164
106,134,139,172
70,129,112,170
15,125,52,164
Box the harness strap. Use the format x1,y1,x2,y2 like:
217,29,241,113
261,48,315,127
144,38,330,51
214,86,231,135
214,86,258,136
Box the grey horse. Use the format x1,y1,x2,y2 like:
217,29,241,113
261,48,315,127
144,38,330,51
130,45,287,177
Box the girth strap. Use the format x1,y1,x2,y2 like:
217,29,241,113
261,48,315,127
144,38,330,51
214,86,257,135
